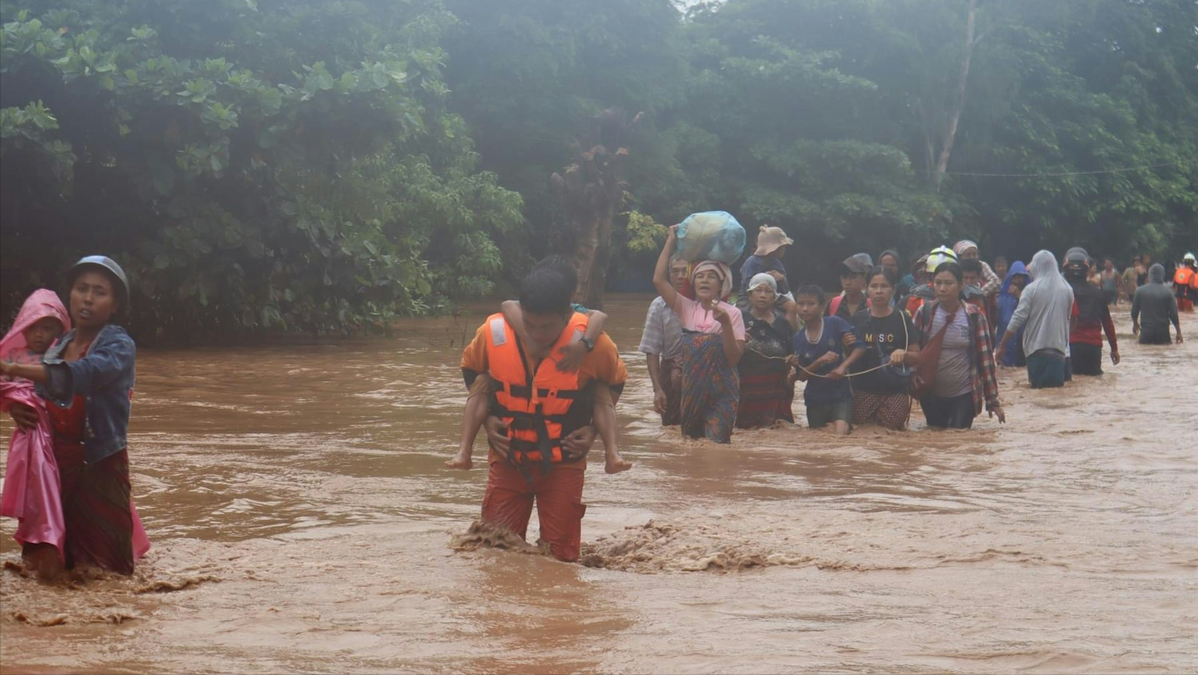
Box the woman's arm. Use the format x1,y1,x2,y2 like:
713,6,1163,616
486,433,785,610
653,226,681,311
0,361,47,383
38,331,136,402
711,304,744,365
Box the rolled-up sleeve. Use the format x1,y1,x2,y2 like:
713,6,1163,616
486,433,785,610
44,333,135,401
460,323,490,389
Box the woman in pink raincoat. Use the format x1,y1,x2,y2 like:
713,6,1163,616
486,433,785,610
2,258,150,578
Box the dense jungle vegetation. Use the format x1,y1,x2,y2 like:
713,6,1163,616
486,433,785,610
2,0,1195,338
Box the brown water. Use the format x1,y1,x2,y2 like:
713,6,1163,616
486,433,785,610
2,295,1196,673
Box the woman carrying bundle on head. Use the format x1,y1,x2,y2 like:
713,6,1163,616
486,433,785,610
654,225,745,443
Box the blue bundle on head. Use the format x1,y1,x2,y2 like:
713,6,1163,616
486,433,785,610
676,211,746,265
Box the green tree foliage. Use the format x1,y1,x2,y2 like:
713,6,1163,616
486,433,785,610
4,0,1194,332
442,0,686,278
1,0,522,338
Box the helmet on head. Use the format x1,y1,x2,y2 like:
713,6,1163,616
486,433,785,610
68,255,130,312
925,246,958,273
1185,252,1196,263
1063,249,1089,274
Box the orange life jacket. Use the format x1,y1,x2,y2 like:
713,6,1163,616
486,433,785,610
484,312,589,473
1175,266,1195,287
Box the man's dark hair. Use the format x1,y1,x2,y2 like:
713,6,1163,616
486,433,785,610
532,255,579,292
994,255,1008,265
960,258,983,276
794,284,826,305
519,264,574,315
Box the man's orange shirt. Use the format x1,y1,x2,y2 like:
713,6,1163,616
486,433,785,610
460,317,628,466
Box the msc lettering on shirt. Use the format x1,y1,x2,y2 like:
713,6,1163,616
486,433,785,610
864,330,901,344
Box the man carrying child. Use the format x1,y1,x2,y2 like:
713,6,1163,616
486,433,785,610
457,262,628,562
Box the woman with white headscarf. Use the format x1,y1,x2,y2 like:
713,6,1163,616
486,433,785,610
954,240,1002,297
736,273,795,429
995,250,1075,388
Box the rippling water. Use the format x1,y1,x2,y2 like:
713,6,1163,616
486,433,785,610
2,295,1196,673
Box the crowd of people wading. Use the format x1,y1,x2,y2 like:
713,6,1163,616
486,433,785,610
0,227,1194,571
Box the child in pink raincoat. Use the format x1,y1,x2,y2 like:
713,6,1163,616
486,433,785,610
1,290,72,577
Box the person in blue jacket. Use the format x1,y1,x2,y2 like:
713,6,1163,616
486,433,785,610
1,256,148,575
995,261,1029,367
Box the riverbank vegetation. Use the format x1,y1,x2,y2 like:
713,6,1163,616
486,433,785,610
3,0,1194,339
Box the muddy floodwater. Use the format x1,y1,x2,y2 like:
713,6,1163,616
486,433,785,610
2,294,1195,673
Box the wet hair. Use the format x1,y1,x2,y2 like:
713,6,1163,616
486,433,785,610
994,255,1008,266
933,261,963,284
959,258,983,276
864,265,897,287
67,264,127,318
793,284,826,305
531,255,579,293
519,264,574,315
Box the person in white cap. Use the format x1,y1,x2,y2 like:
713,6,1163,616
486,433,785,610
736,273,796,429
738,225,796,319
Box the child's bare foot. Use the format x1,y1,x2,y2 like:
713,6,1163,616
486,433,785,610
604,451,632,474
445,449,473,470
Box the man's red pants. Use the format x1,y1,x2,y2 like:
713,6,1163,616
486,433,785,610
482,460,586,562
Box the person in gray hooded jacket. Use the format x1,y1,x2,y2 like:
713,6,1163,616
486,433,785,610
995,250,1074,388
1131,263,1183,345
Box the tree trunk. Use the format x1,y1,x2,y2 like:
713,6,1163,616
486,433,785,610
933,0,978,192
550,108,639,310
573,208,615,309
573,217,601,308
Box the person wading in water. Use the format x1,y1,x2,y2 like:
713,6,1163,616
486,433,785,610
653,225,745,444
996,251,1074,389
913,261,1005,429
735,273,795,429
848,266,922,430
639,256,688,426
458,264,628,562
1,257,150,576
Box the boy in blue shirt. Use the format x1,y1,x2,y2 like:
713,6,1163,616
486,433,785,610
788,285,867,435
